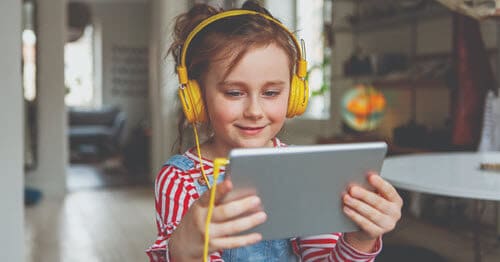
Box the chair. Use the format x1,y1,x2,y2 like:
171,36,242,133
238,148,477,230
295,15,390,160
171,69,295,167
68,106,127,159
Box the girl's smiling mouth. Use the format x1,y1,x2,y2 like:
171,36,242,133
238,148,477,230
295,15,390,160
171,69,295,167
235,124,267,135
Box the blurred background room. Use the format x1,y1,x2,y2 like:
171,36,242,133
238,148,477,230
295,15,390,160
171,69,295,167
1,0,500,261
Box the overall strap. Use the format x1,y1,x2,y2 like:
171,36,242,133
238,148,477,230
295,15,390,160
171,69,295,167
163,154,195,171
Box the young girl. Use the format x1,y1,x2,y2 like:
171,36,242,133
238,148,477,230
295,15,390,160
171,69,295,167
147,1,403,261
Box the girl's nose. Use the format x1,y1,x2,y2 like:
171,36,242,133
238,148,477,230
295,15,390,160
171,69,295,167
243,97,264,120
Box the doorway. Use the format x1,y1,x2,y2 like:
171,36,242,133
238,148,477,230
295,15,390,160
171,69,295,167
65,1,152,192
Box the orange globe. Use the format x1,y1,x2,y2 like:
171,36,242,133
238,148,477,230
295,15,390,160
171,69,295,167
341,85,386,132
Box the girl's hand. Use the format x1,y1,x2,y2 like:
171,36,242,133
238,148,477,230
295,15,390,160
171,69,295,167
169,180,267,261
342,172,403,252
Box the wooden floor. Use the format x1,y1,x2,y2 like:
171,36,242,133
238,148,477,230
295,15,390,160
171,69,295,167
25,186,156,262
25,185,500,262
384,213,500,262
67,163,150,192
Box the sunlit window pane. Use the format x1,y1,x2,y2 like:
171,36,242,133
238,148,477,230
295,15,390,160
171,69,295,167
22,29,37,102
297,0,331,119
65,26,94,108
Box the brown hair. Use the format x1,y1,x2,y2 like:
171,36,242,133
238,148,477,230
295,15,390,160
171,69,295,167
169,0,298,153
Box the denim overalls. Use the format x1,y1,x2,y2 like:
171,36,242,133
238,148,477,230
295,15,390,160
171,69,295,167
165,155,298,262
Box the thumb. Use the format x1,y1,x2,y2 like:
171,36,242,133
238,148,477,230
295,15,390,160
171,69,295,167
198,179,233,207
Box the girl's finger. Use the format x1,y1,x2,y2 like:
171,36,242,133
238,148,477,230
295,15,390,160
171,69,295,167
349,186,400,217
210,232,262,251
343,194,392,230
197,180,233,207
368,173,403,206
210,211,267,238
343,205,384,239
211,195,262,222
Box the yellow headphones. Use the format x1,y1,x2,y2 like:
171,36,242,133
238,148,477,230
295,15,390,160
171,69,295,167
176,10,309,123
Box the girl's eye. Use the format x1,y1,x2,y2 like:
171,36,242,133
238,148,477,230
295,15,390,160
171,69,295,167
263,90,280,97
225,90,244,97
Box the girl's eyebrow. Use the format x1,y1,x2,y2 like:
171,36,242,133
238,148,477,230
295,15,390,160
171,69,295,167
218,80,287,87
264,80,286,87
217,80,247,87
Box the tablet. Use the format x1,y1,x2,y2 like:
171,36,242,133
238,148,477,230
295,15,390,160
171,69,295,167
226,142,387,240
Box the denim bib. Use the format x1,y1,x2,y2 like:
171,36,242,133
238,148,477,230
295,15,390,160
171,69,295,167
164,155,298,262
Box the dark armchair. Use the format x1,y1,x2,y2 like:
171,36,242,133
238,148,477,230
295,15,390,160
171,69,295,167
68,106,127,157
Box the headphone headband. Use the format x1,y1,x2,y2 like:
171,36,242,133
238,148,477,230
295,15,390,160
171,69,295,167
177,9,307,85
176,9,310,124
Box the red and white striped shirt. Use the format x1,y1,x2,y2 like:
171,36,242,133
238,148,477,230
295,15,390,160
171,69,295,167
146,138,382,261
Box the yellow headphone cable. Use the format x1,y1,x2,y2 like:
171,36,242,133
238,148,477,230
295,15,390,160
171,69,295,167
191,123,228,262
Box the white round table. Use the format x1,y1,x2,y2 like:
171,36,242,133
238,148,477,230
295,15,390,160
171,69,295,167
381,152,500,201
381,152,500,262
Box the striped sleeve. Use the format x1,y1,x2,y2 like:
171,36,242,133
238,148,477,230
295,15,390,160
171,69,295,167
146,165,223,261
292,233,382,262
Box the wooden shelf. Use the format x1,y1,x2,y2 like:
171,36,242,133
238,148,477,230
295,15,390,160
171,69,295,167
316,136,435,156
333,76,448,89
333,6,450,33
372,78,447,89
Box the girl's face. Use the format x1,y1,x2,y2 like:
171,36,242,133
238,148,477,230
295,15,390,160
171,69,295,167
203,43,291,155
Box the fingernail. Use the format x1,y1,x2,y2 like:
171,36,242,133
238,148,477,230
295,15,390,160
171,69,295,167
343,206,352,214
257,212,267,221
344,195,353,204
251,196,260,205
255,233,263,241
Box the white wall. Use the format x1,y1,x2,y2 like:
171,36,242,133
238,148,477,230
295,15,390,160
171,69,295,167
91,2,151,141
265,0,296,29
0,0,24,260
149,0,189,177
26,0,68,198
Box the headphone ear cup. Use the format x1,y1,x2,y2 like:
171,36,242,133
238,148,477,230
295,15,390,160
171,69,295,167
287,75,309,118
178,80,207,123
295,78,309,116
287,76,299,118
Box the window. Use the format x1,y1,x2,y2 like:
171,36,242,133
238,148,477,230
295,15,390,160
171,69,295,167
296,0,331,119
65,25,95,108
22,1,37,102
